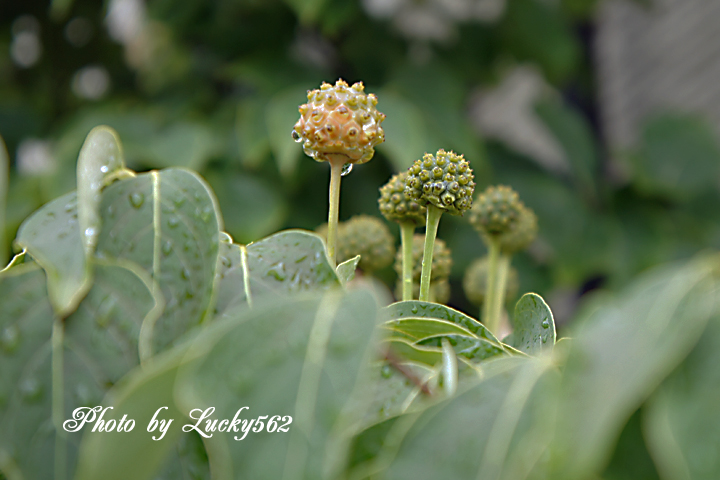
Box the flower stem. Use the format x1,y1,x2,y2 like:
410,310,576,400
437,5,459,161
490,253,511,334
52,317,66,480
400,222,415,301
419,204,443,302
483,237,501,333
326,157,344,268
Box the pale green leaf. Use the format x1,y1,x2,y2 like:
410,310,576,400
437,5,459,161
14,192,90,317
76,125,129,255
336,255,360,286
0,134,7,267
508,293,556,354
551,256,720,479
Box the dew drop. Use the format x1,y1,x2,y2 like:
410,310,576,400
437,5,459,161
381,364,392,379
174,196,186,207
129,192,144,208
541,318,550,329
0,326,20,354
181,268,190,280
220,232,232,244
411,306,418,314
162,240,173,256
291,130,302,142
100,165,109,173
84,227,97,238
19,378,42,402
168,216,180,228
341,163,353,176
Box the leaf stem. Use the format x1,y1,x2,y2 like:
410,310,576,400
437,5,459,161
400,222,415,301
326,157,344,268
483,237,502,333
52,317,66,480
419,205,443,302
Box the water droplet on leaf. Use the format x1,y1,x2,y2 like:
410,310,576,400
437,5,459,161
541,318,550,329
381,364,392,378
19,378,42,402
162,240,173,256
0,326,20,354
129,192,144,208
168,216,180,228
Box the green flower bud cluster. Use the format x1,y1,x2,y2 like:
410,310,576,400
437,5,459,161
378,171,427,227
394,234,452,302
462,257,519,306
468,185,524,236
404,149,475,215
292,79,386,164
336,215,395,272
495,206,537,254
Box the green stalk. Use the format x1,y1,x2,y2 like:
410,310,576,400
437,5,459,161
419,205,443,302
400,222,415,301
483,237,501,333
52,317,66,480
490,253,511,334
326,157,344,268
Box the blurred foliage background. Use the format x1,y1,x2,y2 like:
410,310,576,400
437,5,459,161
3,0,720,326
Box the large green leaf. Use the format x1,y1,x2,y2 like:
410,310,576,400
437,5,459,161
644,314,720,480
0,259,161,480
74,344,197,480
375,355,559,480
14,192,90,317
550,256,720,479
177,288,380,480
505,293,556,355
94,168,222,356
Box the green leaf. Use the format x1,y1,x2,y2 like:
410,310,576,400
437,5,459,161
375,91,434,172
74,344,196,480
94,168,222,356
551,256,720,479
644,315,720,480
384,301,507,362
76,125,130,255
178,288,381,480
265,86,307,180
336,255,360,286
507,293,556,355
376,356,559,480
14,192,91,317
244,229,340,300
535,99,598,199
0,134,7,267
632,114,720,200
213,230,340,319
0,259,161,480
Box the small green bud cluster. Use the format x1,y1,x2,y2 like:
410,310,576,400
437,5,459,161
469,185,537,253
378,171,427,227
336,215,395,272
462,257,519,306
404,149,475,215
394,234,452,303
292,79,386,164
469,185,523,236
